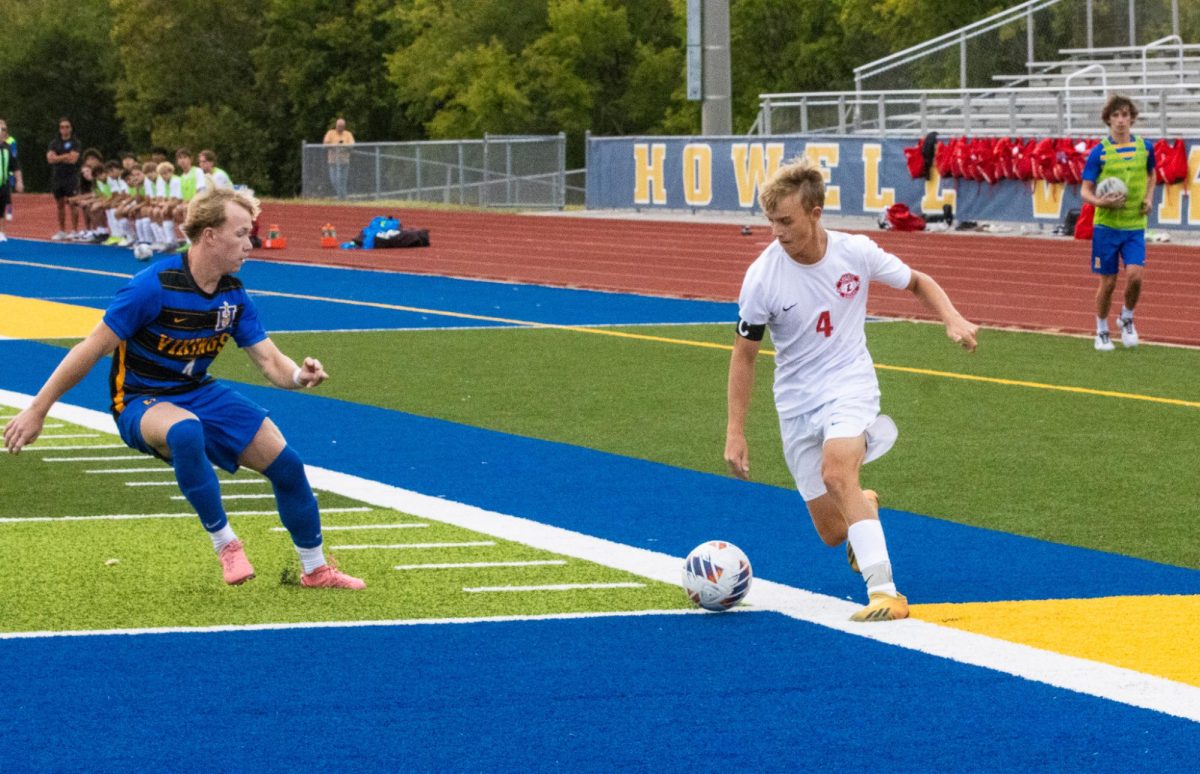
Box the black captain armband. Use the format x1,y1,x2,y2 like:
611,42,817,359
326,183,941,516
736,319,766,341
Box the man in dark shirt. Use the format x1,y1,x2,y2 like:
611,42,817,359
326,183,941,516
46,117,81,239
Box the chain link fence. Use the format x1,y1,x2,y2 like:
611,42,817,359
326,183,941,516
301,133,574,208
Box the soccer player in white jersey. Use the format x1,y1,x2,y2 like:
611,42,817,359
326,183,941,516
725,157,978,622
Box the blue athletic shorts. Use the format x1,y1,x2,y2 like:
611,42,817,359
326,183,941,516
1091,226,1146,275
115,381,270,473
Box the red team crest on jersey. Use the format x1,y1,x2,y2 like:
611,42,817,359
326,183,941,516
836,273,861,299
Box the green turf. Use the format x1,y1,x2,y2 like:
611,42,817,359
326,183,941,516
200,322,1200,569
0,416,691,632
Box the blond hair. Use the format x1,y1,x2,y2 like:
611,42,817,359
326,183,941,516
183,183,261,242
758,156,825,213
156,161,175,177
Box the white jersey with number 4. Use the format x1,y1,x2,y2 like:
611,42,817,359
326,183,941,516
737,229,912,418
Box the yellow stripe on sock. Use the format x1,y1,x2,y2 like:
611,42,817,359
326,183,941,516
0,295,103,339
911,595,1200,686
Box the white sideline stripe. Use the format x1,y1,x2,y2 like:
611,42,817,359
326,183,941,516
37,433,99,439
45,455,147,462
1,423,63,429
332,541,495,550
274,523,429,532
4,389,1200,724
86,467,179,474
395,560,566,570
127,479,268,487
0,507,372,524
464,582,645,593
173,493,284,500
25,444,127,451
0,608,712,640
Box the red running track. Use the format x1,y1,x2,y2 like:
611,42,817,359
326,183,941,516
7,193,1199,345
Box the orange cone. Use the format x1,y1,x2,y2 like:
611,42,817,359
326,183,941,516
319,223,338,248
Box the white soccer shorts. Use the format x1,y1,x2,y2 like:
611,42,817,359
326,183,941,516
779,394,898,501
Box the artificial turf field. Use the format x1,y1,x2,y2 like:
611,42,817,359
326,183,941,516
2,237,1199,770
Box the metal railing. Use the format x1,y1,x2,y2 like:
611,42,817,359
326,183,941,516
1063,63,1107,132
301,134,568,209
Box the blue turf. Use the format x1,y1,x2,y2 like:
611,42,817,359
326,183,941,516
2,613,1197,771
0,237,737,329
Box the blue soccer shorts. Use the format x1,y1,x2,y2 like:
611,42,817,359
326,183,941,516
1091,226,1146,275
115,381,270,472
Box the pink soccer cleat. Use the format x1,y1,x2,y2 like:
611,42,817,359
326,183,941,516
218,540,256,585
301,563,366,590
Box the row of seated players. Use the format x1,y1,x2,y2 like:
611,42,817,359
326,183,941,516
63,148,239,256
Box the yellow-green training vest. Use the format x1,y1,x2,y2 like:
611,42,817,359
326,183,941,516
180,168,200,200
1094,136,1149,231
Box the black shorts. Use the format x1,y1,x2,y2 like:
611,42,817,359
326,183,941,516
52,178,79,199
0,185,9,210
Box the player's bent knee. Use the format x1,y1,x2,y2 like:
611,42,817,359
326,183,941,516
165,418,205,457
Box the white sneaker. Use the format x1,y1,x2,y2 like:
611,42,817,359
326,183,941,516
51,231,68,241
0,232,8,243
1094,331,1115,351
1119,317,1139,348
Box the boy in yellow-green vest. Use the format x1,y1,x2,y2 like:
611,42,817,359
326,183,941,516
1080,95,1156,351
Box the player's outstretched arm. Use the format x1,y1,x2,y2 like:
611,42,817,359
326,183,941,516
244,339,328,389
725,334,761,480
906,270,979,352
3,322,121,454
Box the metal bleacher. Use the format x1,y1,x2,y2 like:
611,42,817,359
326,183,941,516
752,0,1200,138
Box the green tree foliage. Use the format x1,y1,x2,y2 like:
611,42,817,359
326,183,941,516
0,0,125,192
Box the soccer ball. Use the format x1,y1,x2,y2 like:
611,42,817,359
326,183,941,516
1096,177,1128,199
132,243,153,262
681,540,753,611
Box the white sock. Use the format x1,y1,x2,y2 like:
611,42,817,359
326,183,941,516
847,519,898,597
163,219,176,241
118,218,130,238
209,524,238,553
1120,306,1134,321
152,222,166,243
296,545,326,574
137,218,151,242
1097,317,1109,333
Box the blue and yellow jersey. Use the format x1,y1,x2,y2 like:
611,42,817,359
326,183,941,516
102,253,267,416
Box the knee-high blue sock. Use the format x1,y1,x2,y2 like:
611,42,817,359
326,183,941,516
263,446,322,549
167,420,227,533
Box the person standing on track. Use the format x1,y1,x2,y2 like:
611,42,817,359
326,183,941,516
1079,94,1156,352
725,156,978,622
46,117,81,240
4,185,365,590
0,119,23,242
322,117,355,200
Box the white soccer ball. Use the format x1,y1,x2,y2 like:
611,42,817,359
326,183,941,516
1095,177,1128,199
681,540,753,611
133,243,153,262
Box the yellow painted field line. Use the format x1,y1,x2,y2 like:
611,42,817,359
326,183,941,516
5,258,1196,409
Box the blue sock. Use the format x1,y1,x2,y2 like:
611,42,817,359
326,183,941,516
167,420,227,533
264,446,322,549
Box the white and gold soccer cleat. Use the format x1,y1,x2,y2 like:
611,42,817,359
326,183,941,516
850,592,909,622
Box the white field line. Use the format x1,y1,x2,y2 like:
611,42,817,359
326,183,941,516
36,433,99,439
273,523,429,532
172,493,285,500
45,455,148,462
127,479,268,487
395,560,567,570
86,467,179,474
4,390,1200,724
0,423,63,429
464,582,646,593
24,444,127,451
0,608,713,640
0,507,372,524
331,541,495,550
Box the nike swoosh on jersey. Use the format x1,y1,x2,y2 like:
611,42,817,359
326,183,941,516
782,303,798,312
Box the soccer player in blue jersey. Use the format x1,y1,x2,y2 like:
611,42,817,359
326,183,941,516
4,185,365,589
1080,94,1156,351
